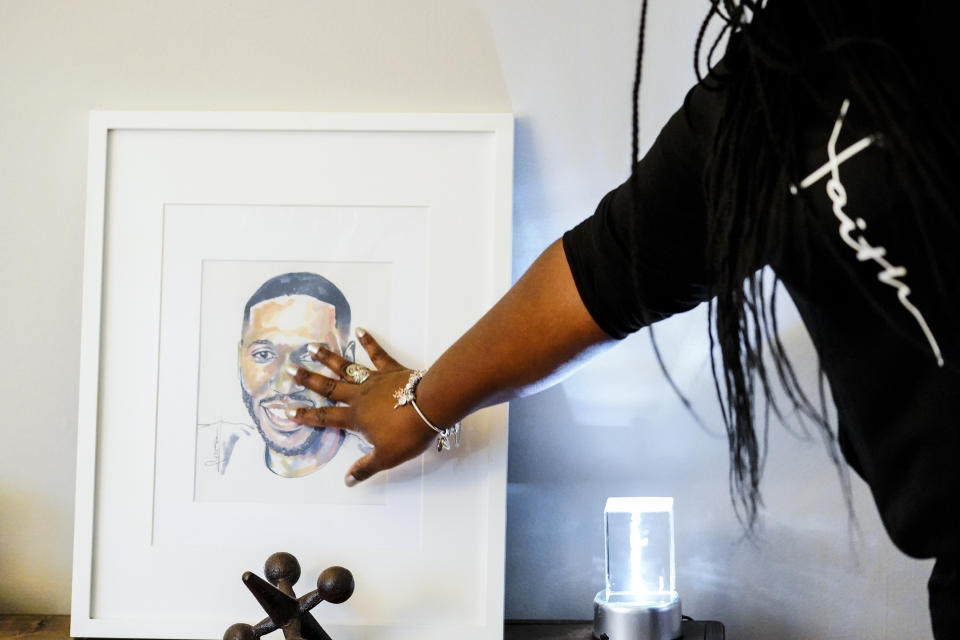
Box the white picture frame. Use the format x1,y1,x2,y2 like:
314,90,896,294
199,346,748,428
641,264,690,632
71,112,513,640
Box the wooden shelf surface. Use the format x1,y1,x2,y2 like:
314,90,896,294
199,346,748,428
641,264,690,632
0,615,719,640
0,616,71,640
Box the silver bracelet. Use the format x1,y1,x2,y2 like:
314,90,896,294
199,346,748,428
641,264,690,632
392,369,461,452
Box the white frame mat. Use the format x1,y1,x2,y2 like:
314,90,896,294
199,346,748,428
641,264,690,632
71,112,513,639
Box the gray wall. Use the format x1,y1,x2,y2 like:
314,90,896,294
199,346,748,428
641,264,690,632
0,2,935,638
486,5,933,638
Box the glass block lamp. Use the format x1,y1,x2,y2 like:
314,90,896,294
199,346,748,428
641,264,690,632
593,497,682,640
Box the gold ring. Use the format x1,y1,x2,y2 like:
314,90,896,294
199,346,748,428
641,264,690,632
345,363,371,384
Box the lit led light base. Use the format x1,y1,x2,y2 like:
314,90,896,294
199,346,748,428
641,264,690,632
593,497,682,640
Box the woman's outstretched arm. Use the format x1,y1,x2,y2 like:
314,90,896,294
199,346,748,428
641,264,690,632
288,238,615,484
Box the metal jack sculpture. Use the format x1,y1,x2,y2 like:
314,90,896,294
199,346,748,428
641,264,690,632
224,552,355,640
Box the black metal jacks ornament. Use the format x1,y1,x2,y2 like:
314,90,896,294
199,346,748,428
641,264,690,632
223,552,354,640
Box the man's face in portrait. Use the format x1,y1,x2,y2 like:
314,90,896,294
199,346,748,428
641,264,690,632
239,294,347,468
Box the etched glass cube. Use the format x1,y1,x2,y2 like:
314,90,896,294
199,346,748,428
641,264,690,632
603,497,677,606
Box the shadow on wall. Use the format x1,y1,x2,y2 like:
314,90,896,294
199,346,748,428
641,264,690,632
511,116,556,278
0,487,73,613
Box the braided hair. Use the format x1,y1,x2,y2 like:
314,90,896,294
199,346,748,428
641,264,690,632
633,0,960,530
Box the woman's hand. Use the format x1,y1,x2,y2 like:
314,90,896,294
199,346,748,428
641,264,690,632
286,329,437,486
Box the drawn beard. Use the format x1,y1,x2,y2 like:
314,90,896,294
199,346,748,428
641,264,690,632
241,386,332,457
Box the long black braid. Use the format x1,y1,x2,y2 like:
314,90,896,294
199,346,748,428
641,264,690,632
632,0,960,530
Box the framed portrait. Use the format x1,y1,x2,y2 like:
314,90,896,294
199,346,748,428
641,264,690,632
71,112,513,639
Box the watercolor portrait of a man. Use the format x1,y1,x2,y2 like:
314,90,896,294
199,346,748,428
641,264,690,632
226,272,356,478
193,264,387,504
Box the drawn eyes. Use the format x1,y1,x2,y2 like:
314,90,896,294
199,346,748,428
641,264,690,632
248,344,332,366
250,348,277,364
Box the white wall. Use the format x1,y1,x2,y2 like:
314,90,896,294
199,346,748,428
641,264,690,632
0,0,509,615
0,1,935,638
